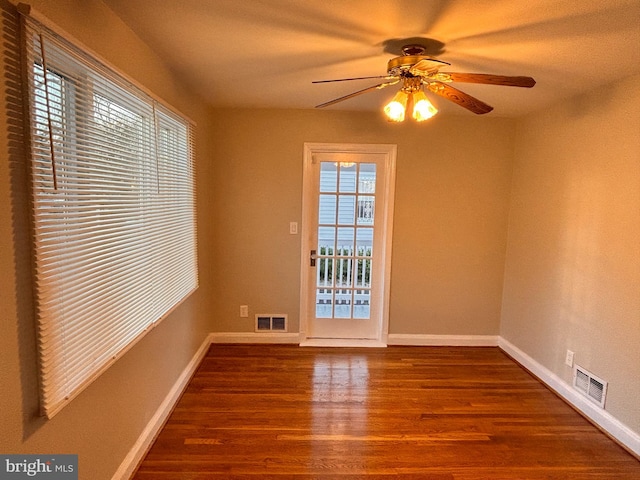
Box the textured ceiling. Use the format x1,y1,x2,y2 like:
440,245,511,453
102,0,640,117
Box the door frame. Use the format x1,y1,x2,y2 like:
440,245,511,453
299,142,397,347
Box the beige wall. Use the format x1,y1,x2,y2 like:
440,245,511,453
0,1,213,478
3,0,636,476
502,74,640,432
209,109,515,336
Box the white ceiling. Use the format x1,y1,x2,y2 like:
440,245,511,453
102,0,640,117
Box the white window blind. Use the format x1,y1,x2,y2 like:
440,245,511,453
22,14,198,418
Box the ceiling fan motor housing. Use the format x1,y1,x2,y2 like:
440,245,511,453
387,55,427,76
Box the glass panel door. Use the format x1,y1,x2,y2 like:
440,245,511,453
301,144,396,343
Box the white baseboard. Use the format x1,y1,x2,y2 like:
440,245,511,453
499,337,640,457
300,338,387,347
111,333,214,480
210,332,499,347
210,331,302,344
387,333,499,346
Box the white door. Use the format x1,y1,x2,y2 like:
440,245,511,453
300,143,396,345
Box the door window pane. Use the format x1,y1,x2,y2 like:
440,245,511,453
355,258,372,288
336,227,354,256
357,195,375,225
338,163,357,193
320,162,337,192
316,288,332,318
354,288,370,319
358,163,376,193
318,226,335,253
317,257,334,287
335,258,353,287
319,194,336,224
337,195,356,225
356,228,373,256
334,289,352,318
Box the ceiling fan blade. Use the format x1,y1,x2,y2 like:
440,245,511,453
443,73,536,88
427,82,493,115
315,79,399,108
313,75,397,83
409,58,451,75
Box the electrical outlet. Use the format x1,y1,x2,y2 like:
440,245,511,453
240,305,249,318
565,350,575,367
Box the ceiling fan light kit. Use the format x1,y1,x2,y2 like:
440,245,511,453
384,90,409,122
411,90,438,121
313,40,535,123
383,76,438,123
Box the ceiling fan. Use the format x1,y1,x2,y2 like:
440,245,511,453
313,43,536,121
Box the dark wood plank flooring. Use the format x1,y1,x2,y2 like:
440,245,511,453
133,345,640,479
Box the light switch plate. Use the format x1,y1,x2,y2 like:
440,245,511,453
565,350,574,367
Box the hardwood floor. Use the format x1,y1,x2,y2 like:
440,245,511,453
133,345,640,479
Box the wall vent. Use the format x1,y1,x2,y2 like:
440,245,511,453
573,364,607,408
255,314,288,332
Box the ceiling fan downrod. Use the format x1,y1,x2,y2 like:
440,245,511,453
401,44,427,56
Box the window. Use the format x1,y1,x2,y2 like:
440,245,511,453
22,15,197,418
